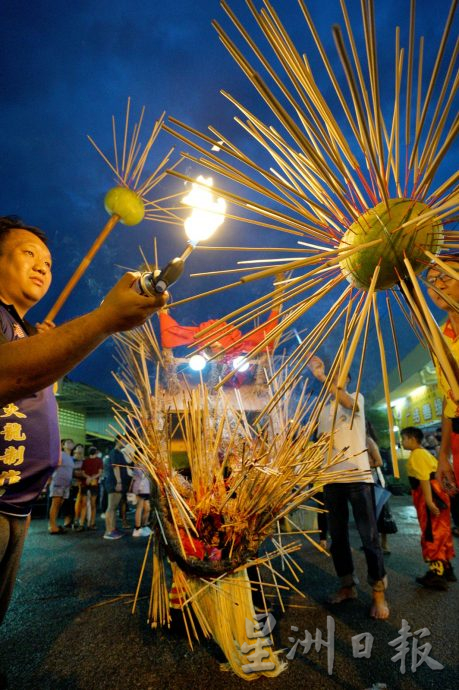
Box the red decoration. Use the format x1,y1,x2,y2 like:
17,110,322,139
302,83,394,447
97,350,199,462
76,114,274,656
159,310,279,356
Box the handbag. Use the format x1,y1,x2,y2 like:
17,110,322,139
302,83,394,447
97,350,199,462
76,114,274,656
379,502,398,534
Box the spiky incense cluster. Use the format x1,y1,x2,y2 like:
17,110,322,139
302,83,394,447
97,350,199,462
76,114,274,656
162,0,458,473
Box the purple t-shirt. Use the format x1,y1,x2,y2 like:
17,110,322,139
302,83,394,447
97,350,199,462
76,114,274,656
0,304,60,516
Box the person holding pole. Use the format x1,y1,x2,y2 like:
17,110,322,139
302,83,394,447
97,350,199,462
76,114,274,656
0,215,167,623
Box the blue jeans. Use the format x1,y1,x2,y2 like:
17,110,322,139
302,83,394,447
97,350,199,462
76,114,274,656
323,482,386,590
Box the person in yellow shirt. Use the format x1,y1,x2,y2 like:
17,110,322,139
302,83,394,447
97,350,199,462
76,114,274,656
401,426,455,590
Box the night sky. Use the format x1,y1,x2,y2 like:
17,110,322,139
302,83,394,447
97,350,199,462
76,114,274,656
0,0,456,398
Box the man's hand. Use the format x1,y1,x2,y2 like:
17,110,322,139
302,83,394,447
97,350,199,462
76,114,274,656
306,353,326,382
306,352,357,410
97,272,169,335
436,452,457,494
427,502,440,517
35,319,56,333
0,272,168,407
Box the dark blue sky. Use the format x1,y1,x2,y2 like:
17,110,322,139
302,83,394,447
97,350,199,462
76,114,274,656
0,0,456,397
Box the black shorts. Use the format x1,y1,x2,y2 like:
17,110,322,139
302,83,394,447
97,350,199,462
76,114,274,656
83,486,99,497
137,493,151,501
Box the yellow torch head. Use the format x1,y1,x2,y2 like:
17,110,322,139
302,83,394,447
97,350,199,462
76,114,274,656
104,186,145,226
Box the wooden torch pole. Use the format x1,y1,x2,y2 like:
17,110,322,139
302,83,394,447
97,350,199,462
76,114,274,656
45,214,120,322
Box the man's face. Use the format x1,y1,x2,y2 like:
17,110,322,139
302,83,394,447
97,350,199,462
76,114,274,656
0,228,52,316
426,261,459,312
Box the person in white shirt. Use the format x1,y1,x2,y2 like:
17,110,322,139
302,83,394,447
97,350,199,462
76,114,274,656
309,354,389,620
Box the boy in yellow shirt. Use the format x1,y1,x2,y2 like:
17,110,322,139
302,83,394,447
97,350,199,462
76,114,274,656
401,426,455,590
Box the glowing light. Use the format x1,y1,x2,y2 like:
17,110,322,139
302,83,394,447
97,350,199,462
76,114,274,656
232,356,250,373
189,354,207,372
391,397,407,413
410,385,427,399
182,176,226,245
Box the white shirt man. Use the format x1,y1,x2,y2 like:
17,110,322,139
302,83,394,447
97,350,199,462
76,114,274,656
308,354,389,620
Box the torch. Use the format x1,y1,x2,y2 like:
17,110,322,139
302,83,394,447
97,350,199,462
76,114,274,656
135,176,226,296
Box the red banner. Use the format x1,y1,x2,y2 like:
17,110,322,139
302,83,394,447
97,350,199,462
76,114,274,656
158,309,279,355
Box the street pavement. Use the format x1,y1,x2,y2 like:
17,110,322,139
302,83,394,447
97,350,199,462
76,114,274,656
1,496,458,690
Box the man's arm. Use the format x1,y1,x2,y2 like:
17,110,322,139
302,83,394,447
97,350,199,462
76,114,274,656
435,405,455,486
367,436,383,468
0,273,167,406
420,478,440,516
307,354,358,410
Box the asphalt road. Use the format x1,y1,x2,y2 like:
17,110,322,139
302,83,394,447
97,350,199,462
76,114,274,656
1,496,458,690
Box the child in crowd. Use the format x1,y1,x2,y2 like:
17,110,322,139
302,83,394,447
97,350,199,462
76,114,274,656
122,444,152,538
131,465,152,537
78,447,103,530
401,426,455,590
48,439,75,534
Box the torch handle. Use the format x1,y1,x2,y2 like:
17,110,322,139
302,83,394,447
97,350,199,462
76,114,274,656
45,214,120,322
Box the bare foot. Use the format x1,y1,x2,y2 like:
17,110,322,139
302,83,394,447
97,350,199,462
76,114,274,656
328,585,357,604
370,590,389,619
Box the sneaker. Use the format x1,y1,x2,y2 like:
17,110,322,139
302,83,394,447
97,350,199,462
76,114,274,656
444,565,457,583
141,526,152,537
103,530,124,540
416,571,448,591
132,528,143,537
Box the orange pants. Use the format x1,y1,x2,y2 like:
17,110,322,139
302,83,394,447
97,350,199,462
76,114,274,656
411,479,455,563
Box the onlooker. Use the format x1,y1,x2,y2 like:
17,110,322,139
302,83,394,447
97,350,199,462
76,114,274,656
119,446,133,530
59,438,76,529
401,426,455,589
48,439,75,534
78,446,103,530
425,256,459,492
103,435,126,540
423,432,440,457
130,458,152,537
71,443,85,529
308,355,389,619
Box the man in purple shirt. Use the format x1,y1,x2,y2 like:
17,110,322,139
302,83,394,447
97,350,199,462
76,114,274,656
0,215,168,623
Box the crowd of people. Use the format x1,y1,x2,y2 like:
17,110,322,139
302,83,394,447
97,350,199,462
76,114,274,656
46,436,152,540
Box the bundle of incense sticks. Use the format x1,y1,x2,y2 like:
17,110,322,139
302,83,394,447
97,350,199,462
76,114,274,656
112,324,367,678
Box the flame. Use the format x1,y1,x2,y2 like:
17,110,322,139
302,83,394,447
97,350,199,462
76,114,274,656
182,175,226,244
